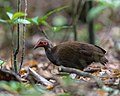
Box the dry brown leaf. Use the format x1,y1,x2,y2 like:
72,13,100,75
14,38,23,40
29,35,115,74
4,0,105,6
20,68,27,75
97,89,108,96
46,85,54,89
113,69,120,77
23,60,39,67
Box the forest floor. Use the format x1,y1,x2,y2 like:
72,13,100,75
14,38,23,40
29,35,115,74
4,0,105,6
0,26,120,96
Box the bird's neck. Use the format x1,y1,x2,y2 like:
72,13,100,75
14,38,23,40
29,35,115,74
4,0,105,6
45,46,52,55
44,44,53,53
44,45,57,64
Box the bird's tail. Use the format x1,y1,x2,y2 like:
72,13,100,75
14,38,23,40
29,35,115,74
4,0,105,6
100,57,108,65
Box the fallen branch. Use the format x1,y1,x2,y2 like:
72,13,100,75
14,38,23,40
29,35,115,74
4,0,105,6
59,66,120,95
59,66,104,88
28,67,53,86
0,69,21,82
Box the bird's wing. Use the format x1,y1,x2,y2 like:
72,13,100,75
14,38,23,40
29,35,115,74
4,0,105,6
94,45,106,54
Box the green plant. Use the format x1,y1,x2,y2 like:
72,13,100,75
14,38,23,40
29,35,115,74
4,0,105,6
87,0,120,21
28,6,67,26
0,6,68,73
0,12,30,24
0,11,30,73
27,6,69,39
0,59,5,68
0,0,13,20
0,81,46,96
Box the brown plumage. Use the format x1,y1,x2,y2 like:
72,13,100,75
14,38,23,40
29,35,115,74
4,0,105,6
34,38,108,70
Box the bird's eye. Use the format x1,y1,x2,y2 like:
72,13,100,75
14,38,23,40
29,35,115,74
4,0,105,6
39,42,42,44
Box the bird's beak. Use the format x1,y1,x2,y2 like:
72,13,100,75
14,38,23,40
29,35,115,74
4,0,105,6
33,45,38,49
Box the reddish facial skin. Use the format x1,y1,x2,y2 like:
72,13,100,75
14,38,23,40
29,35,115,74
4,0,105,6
34,40,48,49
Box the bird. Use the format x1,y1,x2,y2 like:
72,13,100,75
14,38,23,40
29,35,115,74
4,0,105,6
34,38,108,70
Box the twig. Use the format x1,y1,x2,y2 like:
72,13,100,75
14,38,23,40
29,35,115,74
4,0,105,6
59,66,104,88
10,25,14,70
19,0,27,72
38,26,49,40
28,68,53,86
59,66,120,95
0,69,21,82
14,0,21,73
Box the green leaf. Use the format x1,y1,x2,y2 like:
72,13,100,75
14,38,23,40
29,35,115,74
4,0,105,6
0,19,7,23
6,12,13,20
0,60,4,65
40,20,49,26
14,19,31,24
38,16,47,23
87,5,107,21
38,6,68,23
30,16,39,25
59,93,71,96
28,6,68,25
46,6,68,17
9,81,22,91
7,20,12,23
12,12,26,20
0,81,10,89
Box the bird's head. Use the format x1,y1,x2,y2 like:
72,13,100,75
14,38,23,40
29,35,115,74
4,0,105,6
34,38,53,49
